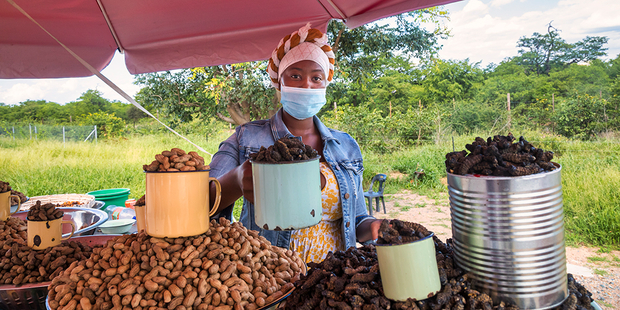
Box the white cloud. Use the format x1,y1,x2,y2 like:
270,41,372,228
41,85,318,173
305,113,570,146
490,0,515,7
438,0,620,66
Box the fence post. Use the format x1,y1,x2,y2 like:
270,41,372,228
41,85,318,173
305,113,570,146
507,93,511,129
29,124,32,139
552,93,555,111
35,126,37,140
63,126,66,146
12,127,14,140
333,102,337,119
94,125,97,143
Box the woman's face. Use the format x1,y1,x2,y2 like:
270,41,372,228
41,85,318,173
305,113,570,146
280,60,326,89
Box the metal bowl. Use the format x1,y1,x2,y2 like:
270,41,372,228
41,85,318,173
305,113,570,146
12,207,109,237
0,235,120,310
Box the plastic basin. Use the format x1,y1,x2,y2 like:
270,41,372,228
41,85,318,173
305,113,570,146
86,188,130,209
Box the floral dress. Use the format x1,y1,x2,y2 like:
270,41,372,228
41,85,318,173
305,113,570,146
289,162,345,263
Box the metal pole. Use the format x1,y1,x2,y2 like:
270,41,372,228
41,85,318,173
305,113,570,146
94,125,97,143
35,126,37,139
29,124,32,139
63,126,66,146
12,127,14,140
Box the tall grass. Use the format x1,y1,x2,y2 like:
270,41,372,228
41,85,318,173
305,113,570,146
0,130,233,199
1,130,618,248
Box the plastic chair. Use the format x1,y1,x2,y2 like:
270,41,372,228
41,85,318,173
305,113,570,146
364,174,387,216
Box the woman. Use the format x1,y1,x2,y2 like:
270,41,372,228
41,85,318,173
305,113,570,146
208,23,382,263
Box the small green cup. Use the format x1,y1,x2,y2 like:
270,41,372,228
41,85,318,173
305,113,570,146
375,233,441,301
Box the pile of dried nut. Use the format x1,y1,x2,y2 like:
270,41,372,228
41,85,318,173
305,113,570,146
135,195,145,207
445,133,557,176
27,201,64,221
249,137,318,163
0,229,96,286
0,180,11,193
0,217,28,245
284,221,595,310
144,148,208,172
48,218,305,310
376,219,431,245
10,189,27,206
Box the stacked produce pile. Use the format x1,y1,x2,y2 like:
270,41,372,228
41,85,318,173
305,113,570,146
0,181,12,194
0,216,96,285
376,219,431,245
249,137,318,163
10,190,27,206
445,133,557,176
283,220,594,310
27,200,64,221
48,218,305,310
143,148,208,172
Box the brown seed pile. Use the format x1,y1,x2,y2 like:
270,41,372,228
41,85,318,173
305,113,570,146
47,217,305,310
445,133,557,176
376,219,432,245
0,217,28,245
10,189,27,206
0,238,96,286
143,148,208,172
283,235,594,310
0,180,11,193
27,200,64,221
249,137,318,163
135,195,145,207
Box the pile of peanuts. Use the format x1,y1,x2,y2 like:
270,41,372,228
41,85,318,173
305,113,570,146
143,148,208,172
0,239,96,286
0,181,11,193
10,189,27,206
48,218,305,310
0,217,28,245
27,201,64,221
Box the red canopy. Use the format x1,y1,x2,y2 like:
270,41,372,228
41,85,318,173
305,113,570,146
1,0,460,78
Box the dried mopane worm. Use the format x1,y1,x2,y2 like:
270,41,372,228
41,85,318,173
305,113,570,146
445,133,557,176
283,223,594,310
249,137,319,163
143,148,209,172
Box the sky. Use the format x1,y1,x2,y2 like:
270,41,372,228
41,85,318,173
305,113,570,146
1,0,619,106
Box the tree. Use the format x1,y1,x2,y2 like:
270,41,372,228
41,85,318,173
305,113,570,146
516,23,608,75
420,58,483,104
126,105,147,128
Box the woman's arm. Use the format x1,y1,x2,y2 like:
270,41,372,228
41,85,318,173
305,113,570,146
209,159,254,214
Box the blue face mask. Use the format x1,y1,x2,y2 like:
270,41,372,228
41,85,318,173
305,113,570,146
280,85,327,120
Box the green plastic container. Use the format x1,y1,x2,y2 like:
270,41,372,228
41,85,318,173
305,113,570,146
87,188,130,209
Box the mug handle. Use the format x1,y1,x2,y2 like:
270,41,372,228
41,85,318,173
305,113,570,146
9,195,20,216
61,221,76,241
208,177,222,217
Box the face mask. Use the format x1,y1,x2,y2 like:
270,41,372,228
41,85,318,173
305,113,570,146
280,85,327,120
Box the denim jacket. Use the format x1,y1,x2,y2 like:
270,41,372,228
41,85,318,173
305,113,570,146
209,109,375,250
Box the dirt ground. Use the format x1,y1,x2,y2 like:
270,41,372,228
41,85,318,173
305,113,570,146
372,189,619,310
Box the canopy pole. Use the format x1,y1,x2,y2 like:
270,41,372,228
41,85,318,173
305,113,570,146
95,0,124,53
323,0,348,19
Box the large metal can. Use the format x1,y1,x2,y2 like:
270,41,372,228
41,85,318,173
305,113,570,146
448,166,567,309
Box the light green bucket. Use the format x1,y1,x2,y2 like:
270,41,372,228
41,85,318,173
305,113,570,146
252,157,321,231
86,188,130,210
375,233,441,301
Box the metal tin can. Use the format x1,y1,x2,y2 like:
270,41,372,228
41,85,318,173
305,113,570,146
252,157,322,231
448,166,567,309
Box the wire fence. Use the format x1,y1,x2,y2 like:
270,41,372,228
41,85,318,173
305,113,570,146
0,124,97,143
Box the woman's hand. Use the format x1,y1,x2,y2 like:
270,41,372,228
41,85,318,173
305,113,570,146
356,218,384,243
236,159,254,204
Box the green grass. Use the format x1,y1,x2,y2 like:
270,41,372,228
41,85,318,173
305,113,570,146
593,268,609,276
597,300,613,308
415,202,427,208
0,130,233,199
587,256,609,263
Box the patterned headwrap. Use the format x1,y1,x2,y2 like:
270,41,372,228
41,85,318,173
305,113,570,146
267,23,335,90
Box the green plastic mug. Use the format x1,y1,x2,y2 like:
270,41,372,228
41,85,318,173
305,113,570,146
375,233,441,301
